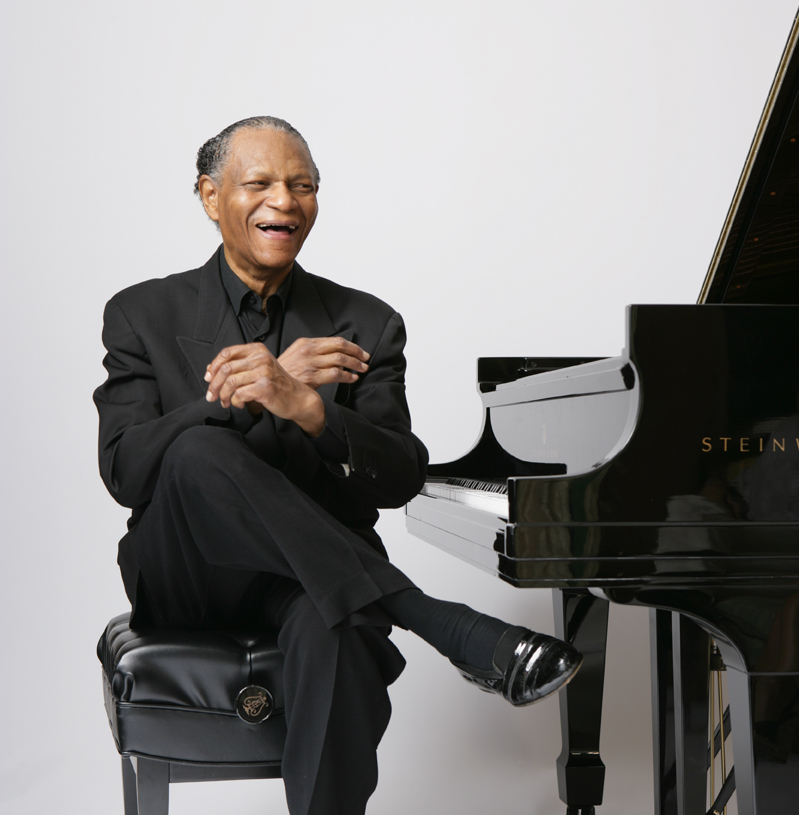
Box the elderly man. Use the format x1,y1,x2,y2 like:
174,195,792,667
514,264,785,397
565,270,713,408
94,116,581,815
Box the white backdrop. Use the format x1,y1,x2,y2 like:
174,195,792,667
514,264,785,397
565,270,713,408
1,2,796,813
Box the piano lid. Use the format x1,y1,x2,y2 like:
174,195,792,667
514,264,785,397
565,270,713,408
699,8,799,305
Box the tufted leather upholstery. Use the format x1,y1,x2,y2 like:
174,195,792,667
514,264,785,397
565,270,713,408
98,613,287,766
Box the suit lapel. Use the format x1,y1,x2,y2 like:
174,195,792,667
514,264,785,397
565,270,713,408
177,249,245,390
284,264,352,403
281,264,337,348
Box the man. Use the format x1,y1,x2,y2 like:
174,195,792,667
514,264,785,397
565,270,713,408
94,116,582,815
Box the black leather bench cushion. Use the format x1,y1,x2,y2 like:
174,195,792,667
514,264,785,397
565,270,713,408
98,614,286,765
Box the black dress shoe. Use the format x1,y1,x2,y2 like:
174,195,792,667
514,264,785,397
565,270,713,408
451,626,583,707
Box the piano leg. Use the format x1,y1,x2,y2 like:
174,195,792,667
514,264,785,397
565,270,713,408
612,587,799,814
671,613,711,815
650,609,677,815
650,610,715,815
723,666,799,815
552,588,609,814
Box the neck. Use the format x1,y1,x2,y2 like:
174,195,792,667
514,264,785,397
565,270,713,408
223,249,292,298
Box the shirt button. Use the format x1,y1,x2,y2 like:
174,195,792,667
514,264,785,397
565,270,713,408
249,294,257,304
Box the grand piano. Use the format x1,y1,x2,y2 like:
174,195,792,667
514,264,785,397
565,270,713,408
406,8,799,815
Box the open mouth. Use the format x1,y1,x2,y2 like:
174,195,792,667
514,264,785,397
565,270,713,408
256,223,298,236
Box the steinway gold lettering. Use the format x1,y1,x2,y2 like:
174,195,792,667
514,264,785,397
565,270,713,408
700,436,799,453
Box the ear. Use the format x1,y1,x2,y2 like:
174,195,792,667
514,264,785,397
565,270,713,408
198,175,220,222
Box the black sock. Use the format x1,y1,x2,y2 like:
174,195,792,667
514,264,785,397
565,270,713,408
380,588,512,671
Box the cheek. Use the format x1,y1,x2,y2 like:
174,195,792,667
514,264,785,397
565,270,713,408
226,196,255,225
304,205,319,234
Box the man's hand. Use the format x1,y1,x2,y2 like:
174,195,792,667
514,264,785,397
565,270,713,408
278,337,370,390
204,344,325,437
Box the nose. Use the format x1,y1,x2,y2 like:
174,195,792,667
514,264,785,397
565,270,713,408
265,182,296,211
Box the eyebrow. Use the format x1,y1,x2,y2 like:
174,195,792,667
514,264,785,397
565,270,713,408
241,168,314,182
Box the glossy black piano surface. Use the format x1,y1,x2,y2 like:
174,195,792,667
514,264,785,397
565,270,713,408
408,304,799,589
407,8,799,815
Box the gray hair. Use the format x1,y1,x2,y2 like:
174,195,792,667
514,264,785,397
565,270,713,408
193,116,320,197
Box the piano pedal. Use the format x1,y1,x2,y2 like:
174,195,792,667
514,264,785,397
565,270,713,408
566,808,595,815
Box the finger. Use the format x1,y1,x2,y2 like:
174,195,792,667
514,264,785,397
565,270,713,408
218,365,274,407
293,350,369,373
321,367,361,384
315,336,371,361
284,336,370,362
205,345,238,384
304,367,361,389
284,351,368,376
206,353,271,400
229,378,277,411
317,352,369,373
205,344,265,383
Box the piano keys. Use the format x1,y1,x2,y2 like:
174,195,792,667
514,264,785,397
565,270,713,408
406,7,799,815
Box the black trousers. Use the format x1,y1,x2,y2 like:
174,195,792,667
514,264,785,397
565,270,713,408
126,425,415,815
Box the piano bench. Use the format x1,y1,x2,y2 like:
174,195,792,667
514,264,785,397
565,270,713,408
98,613,287,815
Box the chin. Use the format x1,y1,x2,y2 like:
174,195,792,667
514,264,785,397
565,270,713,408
259,251,297,268
246,256,295,278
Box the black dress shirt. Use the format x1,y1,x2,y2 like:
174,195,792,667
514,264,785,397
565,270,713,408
220,251,290,354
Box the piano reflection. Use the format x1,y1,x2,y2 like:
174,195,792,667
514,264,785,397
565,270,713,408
406,8,799,815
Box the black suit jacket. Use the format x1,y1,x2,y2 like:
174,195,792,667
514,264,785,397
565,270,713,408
94,248,428,590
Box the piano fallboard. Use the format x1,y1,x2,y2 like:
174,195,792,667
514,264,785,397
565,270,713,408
407,491,799,588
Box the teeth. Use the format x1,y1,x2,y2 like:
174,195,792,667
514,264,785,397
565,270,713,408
257,224,296,232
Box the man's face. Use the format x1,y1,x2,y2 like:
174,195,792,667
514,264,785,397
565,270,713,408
202,128,319,281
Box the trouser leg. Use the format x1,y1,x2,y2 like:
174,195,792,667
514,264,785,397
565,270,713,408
270,590,400,815
128,425,414,629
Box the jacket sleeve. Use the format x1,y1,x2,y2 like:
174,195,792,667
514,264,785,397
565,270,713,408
93,298,231,509
331,311,428,508
274,311,428,509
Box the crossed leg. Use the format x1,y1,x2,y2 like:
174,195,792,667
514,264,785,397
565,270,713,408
126,425,411,815
128,425,415,631
272,588,401,815
123,424,580,813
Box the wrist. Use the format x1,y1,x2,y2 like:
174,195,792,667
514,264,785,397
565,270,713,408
295,390,325,438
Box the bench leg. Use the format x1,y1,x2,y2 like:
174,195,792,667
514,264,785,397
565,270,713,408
133,757,169,815
121,757,139,815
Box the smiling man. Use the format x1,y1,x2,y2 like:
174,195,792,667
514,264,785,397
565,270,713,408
94,116,581,815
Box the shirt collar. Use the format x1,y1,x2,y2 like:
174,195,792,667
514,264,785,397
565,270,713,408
218,245,293,315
